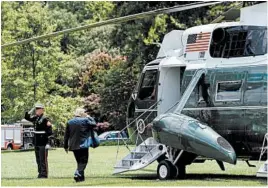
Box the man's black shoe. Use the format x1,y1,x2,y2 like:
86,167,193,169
38,175,48,179
74,175,80,182
74,175,84,182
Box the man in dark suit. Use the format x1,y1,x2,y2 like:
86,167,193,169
64,108,96,182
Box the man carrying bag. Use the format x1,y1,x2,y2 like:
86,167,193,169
64,108,99,182
80,127,100,149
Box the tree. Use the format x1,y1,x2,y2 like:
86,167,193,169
47,1,116,56
44,95,82,146
1,2,79,125
90,52,139,130
1,1,244,135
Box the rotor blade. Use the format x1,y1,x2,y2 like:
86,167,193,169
2,1,222,48
210,2,242,24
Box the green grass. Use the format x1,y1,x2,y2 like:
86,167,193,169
1,146,267,186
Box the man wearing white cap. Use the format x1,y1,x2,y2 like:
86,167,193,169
25,103,53,178
64,108,97,182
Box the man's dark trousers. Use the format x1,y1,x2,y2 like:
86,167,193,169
35,146,48,178
73,148,89,178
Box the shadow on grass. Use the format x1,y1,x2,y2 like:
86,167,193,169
1,149,34,153
3,173,265,181
2,175,120,180
118,173,266,182
2,173,266,185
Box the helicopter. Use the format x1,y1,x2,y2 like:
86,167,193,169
117,2,267,180
2,1,267,181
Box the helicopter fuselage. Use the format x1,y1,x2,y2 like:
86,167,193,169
126,22,267,161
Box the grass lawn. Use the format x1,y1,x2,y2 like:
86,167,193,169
1,146,267,186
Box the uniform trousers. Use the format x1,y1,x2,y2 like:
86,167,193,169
35,146,48,177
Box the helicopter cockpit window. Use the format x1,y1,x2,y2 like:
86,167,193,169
138,69,158,100
215,80,242,102
210,26,267,58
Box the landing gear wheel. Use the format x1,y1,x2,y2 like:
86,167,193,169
172,165,179,179
175,164,186,179
157,160,177,180
157,155,167,163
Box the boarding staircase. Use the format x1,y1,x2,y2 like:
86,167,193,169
256,133,268,178
113,69,207,174
113,137,166,174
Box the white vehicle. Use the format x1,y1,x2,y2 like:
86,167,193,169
1,124,23,150
99,131,129,143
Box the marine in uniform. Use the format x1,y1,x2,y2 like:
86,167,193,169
25,103,53,178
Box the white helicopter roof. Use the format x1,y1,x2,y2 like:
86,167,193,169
151,3,267,69
159,56,186,68
240,2,267,26
183,22,239,35
156,22,242,61
181,22,239,47
157,30,184,58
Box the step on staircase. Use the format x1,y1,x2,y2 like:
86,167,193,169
256,133,268,178
257,160,268,178
113,137,166,174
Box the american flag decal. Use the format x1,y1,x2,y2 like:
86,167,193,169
186,32,211,52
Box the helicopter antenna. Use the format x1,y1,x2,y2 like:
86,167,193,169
151,42,168,58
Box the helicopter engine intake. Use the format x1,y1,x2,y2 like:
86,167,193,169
212,27,226,44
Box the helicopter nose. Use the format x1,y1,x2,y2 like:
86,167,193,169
152,113,237,165
228,152,237,165
216,136,237,164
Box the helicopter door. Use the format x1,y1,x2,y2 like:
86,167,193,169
157,67,182,115
135,68,159,111
134,68,159,133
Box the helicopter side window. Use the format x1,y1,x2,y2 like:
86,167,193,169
215,80,242,102
138,69,158,100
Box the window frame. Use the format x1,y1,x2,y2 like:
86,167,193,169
137,68,158,101
215,80,243,102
